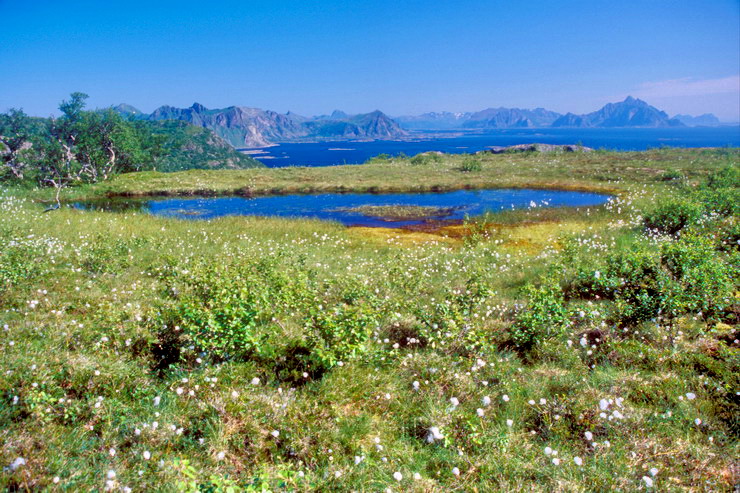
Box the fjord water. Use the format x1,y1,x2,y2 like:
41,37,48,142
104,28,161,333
247,127,740,167
82,189,611,227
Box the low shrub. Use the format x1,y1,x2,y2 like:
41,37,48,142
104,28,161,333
510,278,569,350
460,157,482,172
643,198,704,235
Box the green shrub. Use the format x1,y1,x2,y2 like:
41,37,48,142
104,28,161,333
510,279,569,350
460,157,482,172
643,198,704,235
304,302,377,370
409,153,443,165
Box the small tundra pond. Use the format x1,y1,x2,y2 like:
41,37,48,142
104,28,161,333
79,189,610,227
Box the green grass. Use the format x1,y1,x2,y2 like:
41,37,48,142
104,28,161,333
0,148,738,491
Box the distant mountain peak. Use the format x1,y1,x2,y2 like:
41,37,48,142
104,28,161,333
191,102,207,112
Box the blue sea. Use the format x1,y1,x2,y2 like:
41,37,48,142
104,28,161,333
244,127,740,168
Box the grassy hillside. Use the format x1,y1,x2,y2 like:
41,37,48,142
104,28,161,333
0,149,737,491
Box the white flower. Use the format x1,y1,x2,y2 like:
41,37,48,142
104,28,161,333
412,381,420,391
552,458,560,465
686,392,696,400
175,387,183,395
251,377,260,385
143,451,151,460
694,418,702,426
53,477,60,484
482,396,491,407
642,476,654,488
153,396,161,406
107,470,116,479
271,430,280,438
427,426,444,443
574,456,583,466
449,397,459,408
452,467,460,476
585,431,593,441
217,451,225,460
393,471,403,481
649,467,658,476
539,398,546,405
599,399,609,410
476,408,485,417
506,419,513,427
231,391,239,399
8,457,25,471
109,448,116,457
502,394,510,402
544,447,553,455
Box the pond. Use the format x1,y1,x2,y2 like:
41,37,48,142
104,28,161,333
77,188,611,227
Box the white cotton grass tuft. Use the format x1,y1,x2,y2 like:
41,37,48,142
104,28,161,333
426,426,444,443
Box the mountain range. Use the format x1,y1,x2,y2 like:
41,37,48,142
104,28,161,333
396,97,698,130
114,103,407,147
113,97,724,148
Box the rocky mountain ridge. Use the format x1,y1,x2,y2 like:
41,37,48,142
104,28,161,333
396,97,695,130
115,103,407,147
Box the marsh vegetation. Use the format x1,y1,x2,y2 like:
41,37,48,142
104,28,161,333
0,148,737,491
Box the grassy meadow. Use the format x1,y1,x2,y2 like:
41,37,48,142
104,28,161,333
1,148,738,491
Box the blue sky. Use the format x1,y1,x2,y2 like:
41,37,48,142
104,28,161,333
1,0,738,120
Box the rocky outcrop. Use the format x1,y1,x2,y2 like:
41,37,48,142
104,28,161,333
479,143,594,154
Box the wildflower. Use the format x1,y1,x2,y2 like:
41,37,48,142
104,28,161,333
502,394,510,402
686,393,696,400
642,476,653,488
552,458,560,465
649,467,658,476
694,418,702,426
393,471,403,481
271,430,280,438
217,451,225,460
53,477,60,484
452,467,460,476
544,447,553,455
413,472,421,480
426,426,444,443
476,408,485,417
585,431,593,441
109,448,116,457
251,377,260,385
412,381,420,391
449,397,459,408
153,396,161,406
8,457,25,471
506,419,513,427
175,387,183,395
107,470,116,479
482,396,491,406
574,456,583,466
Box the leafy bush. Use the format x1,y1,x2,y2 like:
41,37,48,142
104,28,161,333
460,157,482,172
643,198,704,235
510,279,569,350
304,302,377,370
409,153,443,166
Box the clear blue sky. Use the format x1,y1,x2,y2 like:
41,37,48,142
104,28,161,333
1,0,738,120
